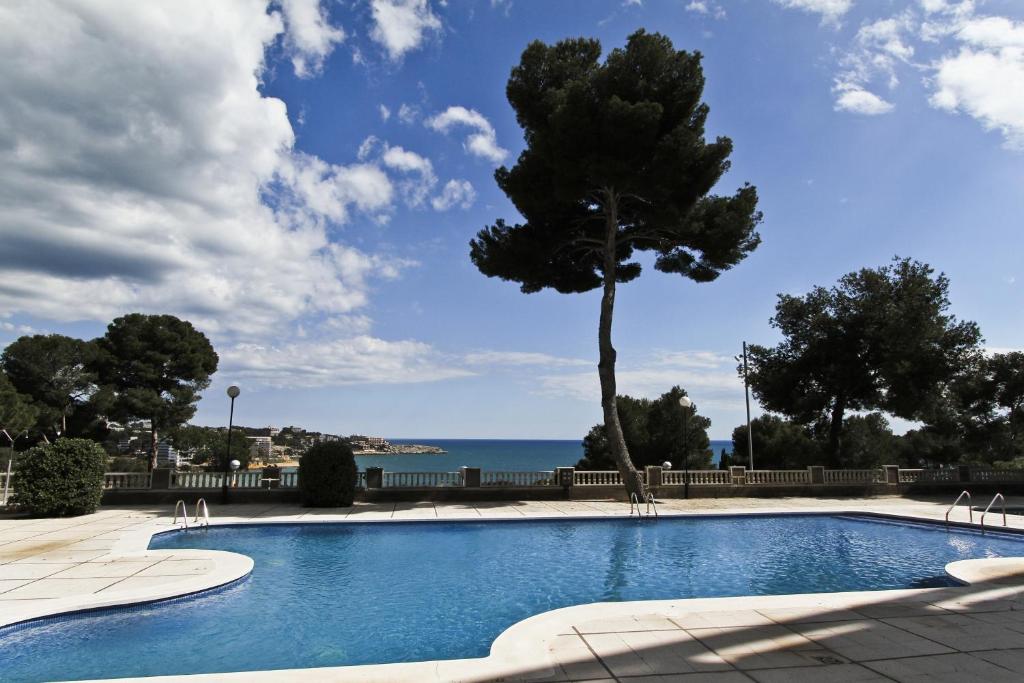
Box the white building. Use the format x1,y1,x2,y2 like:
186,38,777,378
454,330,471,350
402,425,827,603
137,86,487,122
248,436,272,463
156,442,181,468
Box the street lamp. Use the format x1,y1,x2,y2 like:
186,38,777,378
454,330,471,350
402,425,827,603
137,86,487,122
736,342,754,470
679,396,693,500
221,385,240,504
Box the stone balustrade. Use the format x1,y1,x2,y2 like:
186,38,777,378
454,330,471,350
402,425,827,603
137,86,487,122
16,464,1014,498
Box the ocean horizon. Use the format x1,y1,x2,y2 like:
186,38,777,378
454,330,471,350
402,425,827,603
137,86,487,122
345,438,734,472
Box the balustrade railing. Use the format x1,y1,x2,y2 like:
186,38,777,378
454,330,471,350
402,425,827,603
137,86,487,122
972,468,1024,483
898,469,922,483
824,469,884,485
82,465,1024,494
746,470,811,485
171,471,225,489
103,472,152,489
481,471,554,487
382,471,462,488
574,471,623,486
916,469,959,483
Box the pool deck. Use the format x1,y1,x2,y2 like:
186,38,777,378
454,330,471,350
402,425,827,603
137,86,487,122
3,495,1024,682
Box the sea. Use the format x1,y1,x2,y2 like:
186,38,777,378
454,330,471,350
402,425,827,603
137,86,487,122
351,438,734,472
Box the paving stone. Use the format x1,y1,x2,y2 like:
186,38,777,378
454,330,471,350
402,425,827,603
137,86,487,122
789,619,953,661
1,576,124,599
747,662,888,682
686,624,832,670
882,613,1024,652
863,652,1023,682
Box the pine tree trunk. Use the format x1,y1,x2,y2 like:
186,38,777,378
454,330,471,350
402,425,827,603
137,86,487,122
598,191,644,499
149,423,158,472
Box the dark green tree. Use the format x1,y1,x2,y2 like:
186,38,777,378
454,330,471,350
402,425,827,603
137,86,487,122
0,371,38,441
988,352,1024,451
578,387,712,471
471,30,762,494
746,258,981,465
731,415,819,469
0,334,101,440
94,314,218,470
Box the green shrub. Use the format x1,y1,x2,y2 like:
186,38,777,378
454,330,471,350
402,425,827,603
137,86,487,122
298,441,358,507
12,438,107,517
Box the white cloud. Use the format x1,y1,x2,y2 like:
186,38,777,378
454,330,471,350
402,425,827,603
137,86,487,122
279,0,345,77
397,103,420,124
534,350,742,407
378,103,391,121
464,351,590,367
834,85,895,114
369,0,442,61
771,0,853,27
425,106,508,164
0,1,416,338
380,144,438,207
221,335,473,387
685,1,726,19
431,179,476,211
931,48,1024,148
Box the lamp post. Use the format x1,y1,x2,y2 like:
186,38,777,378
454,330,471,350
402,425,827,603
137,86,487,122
736,342,754,470
221,385,240,505
679,396,693,500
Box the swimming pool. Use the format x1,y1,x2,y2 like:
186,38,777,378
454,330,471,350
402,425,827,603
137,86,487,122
2,513,1022,681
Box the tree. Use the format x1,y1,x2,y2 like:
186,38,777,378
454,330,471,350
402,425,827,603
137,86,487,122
988,352,1024,451
578,387,712,471
0,334,101,440
94,314,218,470
0,371,37,441
471,30,762,494
731,415,818,469
746,258,981,465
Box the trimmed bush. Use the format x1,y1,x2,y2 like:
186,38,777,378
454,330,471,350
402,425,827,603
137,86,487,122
12,438,107,517
299,441,358,507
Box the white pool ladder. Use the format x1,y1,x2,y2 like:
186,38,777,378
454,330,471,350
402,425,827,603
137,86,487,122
629,492,659,518
980,493,1007,533
945,490,972,525
194,498,210,528
173,499,188,530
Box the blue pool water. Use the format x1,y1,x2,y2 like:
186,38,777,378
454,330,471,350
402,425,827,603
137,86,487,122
2,514,1022,681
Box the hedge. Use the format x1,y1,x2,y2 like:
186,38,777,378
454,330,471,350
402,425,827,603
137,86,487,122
298,441,358,507
12,438,107,517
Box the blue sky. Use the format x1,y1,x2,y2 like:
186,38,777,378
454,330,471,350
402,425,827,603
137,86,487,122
1,0,1022,439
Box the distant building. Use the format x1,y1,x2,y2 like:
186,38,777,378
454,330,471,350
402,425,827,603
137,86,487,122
118,435,138,453
268,426,280,437
248,436,272,462
156,442,182,468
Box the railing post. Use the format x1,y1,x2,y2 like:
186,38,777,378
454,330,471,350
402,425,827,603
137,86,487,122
555,466,574,490
645,465,662,488
884,465,899,485
958,465,971,483
730,466,746,485
366,467,383,489
808,465,825,485
462,467,481,487
151,468,171,490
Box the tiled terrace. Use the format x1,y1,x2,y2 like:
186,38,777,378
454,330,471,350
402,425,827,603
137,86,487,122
2,495,1024,682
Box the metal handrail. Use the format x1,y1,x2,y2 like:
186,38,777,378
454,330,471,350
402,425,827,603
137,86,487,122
172,500,188,530
645,492,658,517
629,492,641,517
980,493,1007,533
194,498,210,528
945,490,972,524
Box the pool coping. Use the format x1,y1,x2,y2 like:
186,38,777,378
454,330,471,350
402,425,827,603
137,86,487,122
4,506,1024,682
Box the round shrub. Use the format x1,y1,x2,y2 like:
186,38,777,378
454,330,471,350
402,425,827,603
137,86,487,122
299,441,358,507
12,438,107,517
